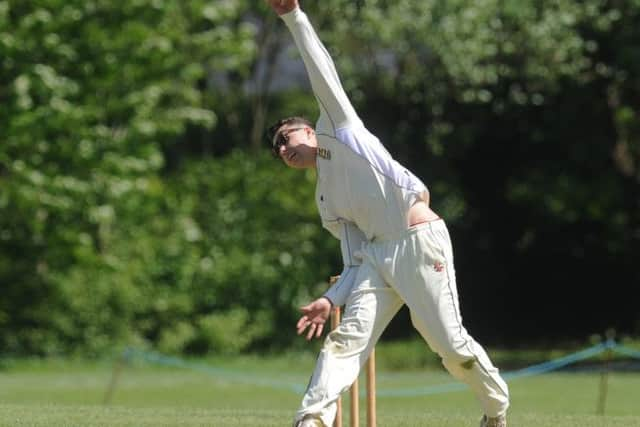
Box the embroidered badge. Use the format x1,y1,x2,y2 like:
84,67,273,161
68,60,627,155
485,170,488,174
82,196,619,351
318,147,332,160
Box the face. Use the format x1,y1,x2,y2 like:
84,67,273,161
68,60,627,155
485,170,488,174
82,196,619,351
273,125,317,169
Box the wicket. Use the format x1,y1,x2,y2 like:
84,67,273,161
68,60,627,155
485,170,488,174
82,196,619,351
329,276,377,427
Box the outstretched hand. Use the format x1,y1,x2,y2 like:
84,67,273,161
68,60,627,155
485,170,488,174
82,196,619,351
266,0,299,15
296,297,332,340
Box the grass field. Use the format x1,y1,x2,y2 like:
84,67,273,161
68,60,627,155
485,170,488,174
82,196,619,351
1,352,639,427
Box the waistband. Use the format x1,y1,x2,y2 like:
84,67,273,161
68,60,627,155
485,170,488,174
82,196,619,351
370,218,446,243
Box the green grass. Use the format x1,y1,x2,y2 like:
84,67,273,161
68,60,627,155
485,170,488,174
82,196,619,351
1,354,639,426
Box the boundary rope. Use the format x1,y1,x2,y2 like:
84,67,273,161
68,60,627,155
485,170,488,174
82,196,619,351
117,340,640,398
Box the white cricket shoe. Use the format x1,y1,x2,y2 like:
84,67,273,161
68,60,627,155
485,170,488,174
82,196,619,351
480,414,507,427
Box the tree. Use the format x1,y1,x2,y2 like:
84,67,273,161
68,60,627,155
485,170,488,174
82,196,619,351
0,0,253,355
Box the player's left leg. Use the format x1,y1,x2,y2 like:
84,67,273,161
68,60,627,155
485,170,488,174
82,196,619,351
377,221,509,419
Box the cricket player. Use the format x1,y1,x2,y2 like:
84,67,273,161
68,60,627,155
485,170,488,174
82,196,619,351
265,1,510,426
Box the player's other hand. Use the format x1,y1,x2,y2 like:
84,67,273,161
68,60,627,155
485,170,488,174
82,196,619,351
267,0,299,15
296,297,332,340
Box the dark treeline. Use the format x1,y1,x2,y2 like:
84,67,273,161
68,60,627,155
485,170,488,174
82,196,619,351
1,0,638,357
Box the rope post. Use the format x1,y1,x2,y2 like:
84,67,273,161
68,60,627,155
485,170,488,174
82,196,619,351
596,329,616,416
103,347,131,406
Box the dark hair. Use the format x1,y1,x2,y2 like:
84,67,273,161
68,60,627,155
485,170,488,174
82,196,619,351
266,116,314,158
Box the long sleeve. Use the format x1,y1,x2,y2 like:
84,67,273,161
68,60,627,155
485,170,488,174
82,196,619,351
323,266,358,308
281,8,359,132
323,221,366,307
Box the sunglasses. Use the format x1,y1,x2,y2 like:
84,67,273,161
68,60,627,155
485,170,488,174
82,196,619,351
271,127,306,157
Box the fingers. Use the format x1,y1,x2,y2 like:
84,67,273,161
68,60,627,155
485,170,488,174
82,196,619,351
305,322,324,340
296,315,309,335
296,315,315,336
296,298,332,340
305,323,315,340
296,314,327,340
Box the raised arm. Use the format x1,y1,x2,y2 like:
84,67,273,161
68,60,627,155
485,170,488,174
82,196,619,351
268,0,359,132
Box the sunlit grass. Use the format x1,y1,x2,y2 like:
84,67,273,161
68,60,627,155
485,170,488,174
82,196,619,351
1,354,639,426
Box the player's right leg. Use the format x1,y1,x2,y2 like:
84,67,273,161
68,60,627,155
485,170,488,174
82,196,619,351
293,261,403,427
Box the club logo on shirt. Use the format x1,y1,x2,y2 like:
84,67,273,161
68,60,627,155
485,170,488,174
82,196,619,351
318,147,332,160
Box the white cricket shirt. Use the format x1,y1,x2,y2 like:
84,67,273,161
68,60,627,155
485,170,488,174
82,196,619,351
282,9,429,305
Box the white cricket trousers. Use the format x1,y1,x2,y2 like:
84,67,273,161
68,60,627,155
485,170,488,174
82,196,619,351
294,220,509,426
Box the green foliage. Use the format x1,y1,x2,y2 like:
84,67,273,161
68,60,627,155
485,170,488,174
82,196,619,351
319,0,601,97
188,308,269,355
1,0,639,356
0,0,255,355
104,152,337,355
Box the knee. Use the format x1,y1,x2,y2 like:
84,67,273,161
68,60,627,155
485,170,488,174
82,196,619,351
441,352,476,380
324,318,373,357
